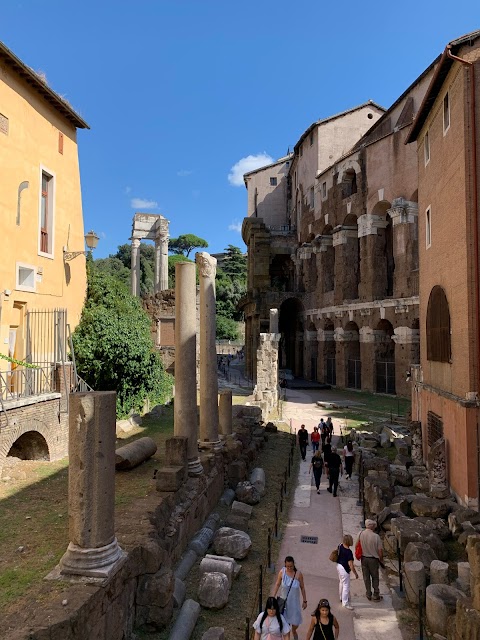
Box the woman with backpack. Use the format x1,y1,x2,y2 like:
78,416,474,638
309,450,324,494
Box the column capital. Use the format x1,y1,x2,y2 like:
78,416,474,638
392,326,420,344
388,198,418,226
196,252,217,278
131,237,141,248
332,226,358,246
358,214,389,237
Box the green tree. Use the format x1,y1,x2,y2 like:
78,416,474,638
169,234,208,257
94,256,130,289
72,263,172,417
168,254,194,288
216,315,239,340
113,243,155,295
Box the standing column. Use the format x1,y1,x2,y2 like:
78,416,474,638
218,389,233,437
154,237,161,293
175,262,203,475
160,234,169,291
269,308,279,334
59,392,125,578
196,252,221,450
131,237,141,297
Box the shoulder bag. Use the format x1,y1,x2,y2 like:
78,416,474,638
277,569,296,614
355,532,363,561
329,544,340,563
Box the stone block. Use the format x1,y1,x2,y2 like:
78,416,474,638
137,568,174,608
225,513,250,532
235,481,261,505
198,572,230,609
404,542,437,573
165,436,188,467
404,560,426,605
199,556,234,588
202,628,225,640
430,560,449,585
250,468,266,496
231,501,253,518
156,466,186,492
426,584,464,636
457,562,471,595
411,498,449,519
213,527,252,560
389,465,412,487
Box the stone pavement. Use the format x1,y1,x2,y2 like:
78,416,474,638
274,387,404,640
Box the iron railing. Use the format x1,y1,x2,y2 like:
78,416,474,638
0,365,55,402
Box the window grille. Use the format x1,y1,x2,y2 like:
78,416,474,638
427,411,443,447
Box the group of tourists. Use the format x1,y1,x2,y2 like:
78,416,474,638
253,519,384,639
251,419,384,638
299,422,354,498
253,556,339,640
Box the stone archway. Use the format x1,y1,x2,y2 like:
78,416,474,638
279,298,304,376
7,431,50,461
0,419,57,473
375,319,395,394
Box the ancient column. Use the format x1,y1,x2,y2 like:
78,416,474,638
269,308,279,334
218,389,233,437
196,252,221,450
174,262,203,475
131,237,141,297
59,391,125,578
154,233,169,293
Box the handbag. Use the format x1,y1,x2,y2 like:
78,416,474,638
277,569,296,613
329,545,340,563
355,535,363,561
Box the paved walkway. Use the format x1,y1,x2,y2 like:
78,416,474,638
274,388,404,640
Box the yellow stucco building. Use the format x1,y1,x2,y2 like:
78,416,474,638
0,41,90,468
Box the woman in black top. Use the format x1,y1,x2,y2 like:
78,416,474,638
336,534,358,609
306,599,339,640
308,451,324,494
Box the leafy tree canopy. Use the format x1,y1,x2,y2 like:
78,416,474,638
72,263,172,417
169,234,208,257
168,254,194,288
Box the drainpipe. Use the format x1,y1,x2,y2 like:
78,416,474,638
446,47,480,506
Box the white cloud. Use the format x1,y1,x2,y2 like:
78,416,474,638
177,169,193,177
228,153,274,186
228,220,242,233
131,197,158,210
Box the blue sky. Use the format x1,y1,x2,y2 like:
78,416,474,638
2,1,479,258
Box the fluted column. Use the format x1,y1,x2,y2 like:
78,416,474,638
131,237,141,297
196,252,221,450
174,262,203,475
59,392,125,578
154,233,169,293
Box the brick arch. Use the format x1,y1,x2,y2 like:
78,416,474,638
0,418,55,468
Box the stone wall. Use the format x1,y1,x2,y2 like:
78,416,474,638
253,333,280,419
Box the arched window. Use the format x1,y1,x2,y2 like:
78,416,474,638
426,286,451,362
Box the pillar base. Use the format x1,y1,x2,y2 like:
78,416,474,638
198,439,222,451
188,457,204,476
59,538,125,579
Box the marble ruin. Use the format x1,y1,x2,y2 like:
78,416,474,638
130,212,169,296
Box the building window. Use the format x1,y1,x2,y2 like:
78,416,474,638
39,169,55,256
16,262,36,292
424,130,430,165
443,92,450,134
426,285,451,362
427,411,443,447
322,181,327,199
342,169,357,199
270,177,277,186
309,131,314,146
426,206,431,248
309,186,314,209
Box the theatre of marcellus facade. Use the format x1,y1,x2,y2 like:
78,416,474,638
241,30,480,507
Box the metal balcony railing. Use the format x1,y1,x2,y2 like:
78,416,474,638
0,365,55,402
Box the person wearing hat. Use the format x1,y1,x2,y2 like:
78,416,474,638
358,520,384,601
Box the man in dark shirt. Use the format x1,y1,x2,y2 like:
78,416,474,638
298,424,309,461
326,446,342,497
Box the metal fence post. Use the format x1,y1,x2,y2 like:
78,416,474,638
245,617,250,640
418,588,424,640
397,541,403,592
258,565,263,615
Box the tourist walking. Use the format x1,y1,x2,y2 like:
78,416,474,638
322,435,332,461
309,450,324,493
305,599,339,640
326,446,342,497
298,425,309,461
343,440,355,480
336,534,358,609
358,519,384,601
253,596,291,639
272,556,307,640
319,419,327,448
326,416,334,436
311,426,320,453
